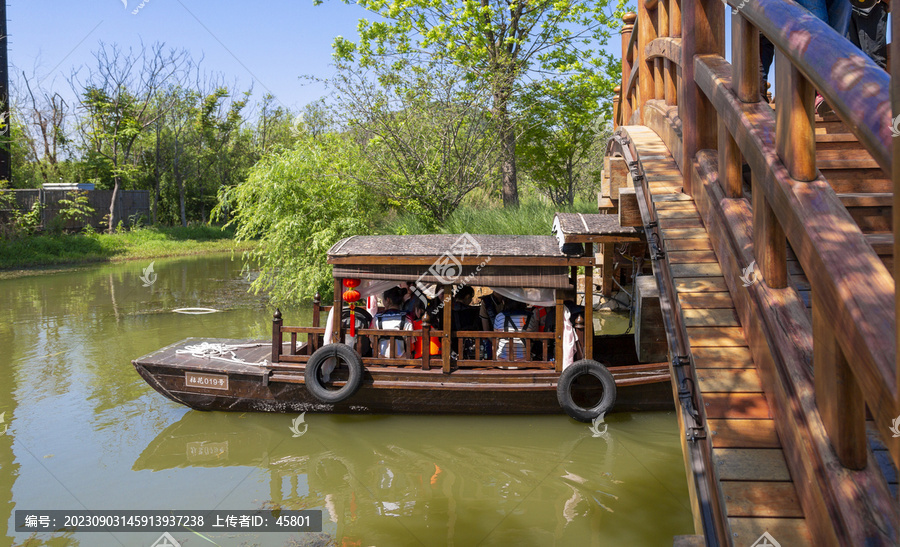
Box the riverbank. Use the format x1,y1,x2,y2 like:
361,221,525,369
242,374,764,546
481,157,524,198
0,225,255,270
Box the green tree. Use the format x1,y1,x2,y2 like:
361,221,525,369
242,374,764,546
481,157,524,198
334,61,499,228
215,133,377,304
324,0,623,207
516,74,613,205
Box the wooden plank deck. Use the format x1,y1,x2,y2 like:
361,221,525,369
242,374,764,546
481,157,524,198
626,125,815,545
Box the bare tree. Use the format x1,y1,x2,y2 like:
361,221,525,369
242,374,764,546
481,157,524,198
71,41,188,231
19,73,70,183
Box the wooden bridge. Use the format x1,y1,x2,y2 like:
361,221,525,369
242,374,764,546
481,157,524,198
602,0,900,543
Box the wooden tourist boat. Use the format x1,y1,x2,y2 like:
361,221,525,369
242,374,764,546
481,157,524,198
134,232,673,420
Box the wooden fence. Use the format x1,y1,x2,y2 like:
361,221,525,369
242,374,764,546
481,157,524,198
0,189,150,231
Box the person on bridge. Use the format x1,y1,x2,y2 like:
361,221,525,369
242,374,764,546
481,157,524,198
847,0,888,70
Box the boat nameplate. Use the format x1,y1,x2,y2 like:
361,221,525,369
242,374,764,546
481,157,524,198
185,372,229,391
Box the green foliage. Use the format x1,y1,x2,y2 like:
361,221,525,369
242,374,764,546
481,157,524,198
0,190,43,240
334,61,499,229
217,134,377,304
380,197,597,236
322,0,625,206
54,190,96,230
516,74,614,205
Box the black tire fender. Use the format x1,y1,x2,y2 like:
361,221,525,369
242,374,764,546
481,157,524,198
556,359,617,422
304,344,365,404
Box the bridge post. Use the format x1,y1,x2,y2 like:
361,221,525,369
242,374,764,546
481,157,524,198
679,0,724,195
775,51,816,182
613,86,621,129
621,13,636,123
655,0,668,102
717,13,760,200
668,0,682,106
893,0,900,474
813,293,867,470
637,0,658,123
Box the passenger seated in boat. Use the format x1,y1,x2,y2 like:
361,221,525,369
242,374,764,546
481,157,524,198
451,286,479,327
452,286,480,359
494,298,539,361
411,299,442,359
372,287,415,358
479,292,504,357
400,281,419,314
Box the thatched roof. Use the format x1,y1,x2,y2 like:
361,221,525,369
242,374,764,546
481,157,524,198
328,234,569,259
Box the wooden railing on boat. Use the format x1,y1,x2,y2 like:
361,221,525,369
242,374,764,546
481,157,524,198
613,0,899,542
270,293,570,372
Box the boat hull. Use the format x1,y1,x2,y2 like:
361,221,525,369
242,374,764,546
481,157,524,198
133,337,673,414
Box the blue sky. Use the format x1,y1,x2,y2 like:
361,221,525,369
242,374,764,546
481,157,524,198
10,0,376,113
10,0,631,117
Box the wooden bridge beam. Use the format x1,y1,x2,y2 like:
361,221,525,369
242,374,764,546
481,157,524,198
680,0,724,195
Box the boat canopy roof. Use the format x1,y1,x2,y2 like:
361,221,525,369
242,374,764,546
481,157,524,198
552,213,641,244
327,234,585,289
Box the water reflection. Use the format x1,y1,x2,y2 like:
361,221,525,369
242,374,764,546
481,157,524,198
134,411,690,546
1,254,691,546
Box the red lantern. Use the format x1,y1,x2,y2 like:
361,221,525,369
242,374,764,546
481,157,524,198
342,285,362,337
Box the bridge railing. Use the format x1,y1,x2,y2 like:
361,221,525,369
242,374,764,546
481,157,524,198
614,0,899,543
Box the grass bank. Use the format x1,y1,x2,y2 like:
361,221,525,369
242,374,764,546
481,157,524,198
0,225,255,270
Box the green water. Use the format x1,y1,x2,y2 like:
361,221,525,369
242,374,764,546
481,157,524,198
0,254,693,546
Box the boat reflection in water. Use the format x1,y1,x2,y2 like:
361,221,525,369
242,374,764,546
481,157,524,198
134,411,691,546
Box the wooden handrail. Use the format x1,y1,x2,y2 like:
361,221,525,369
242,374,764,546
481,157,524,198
694,53,898,468
619,0,899,540
727,0,890,173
